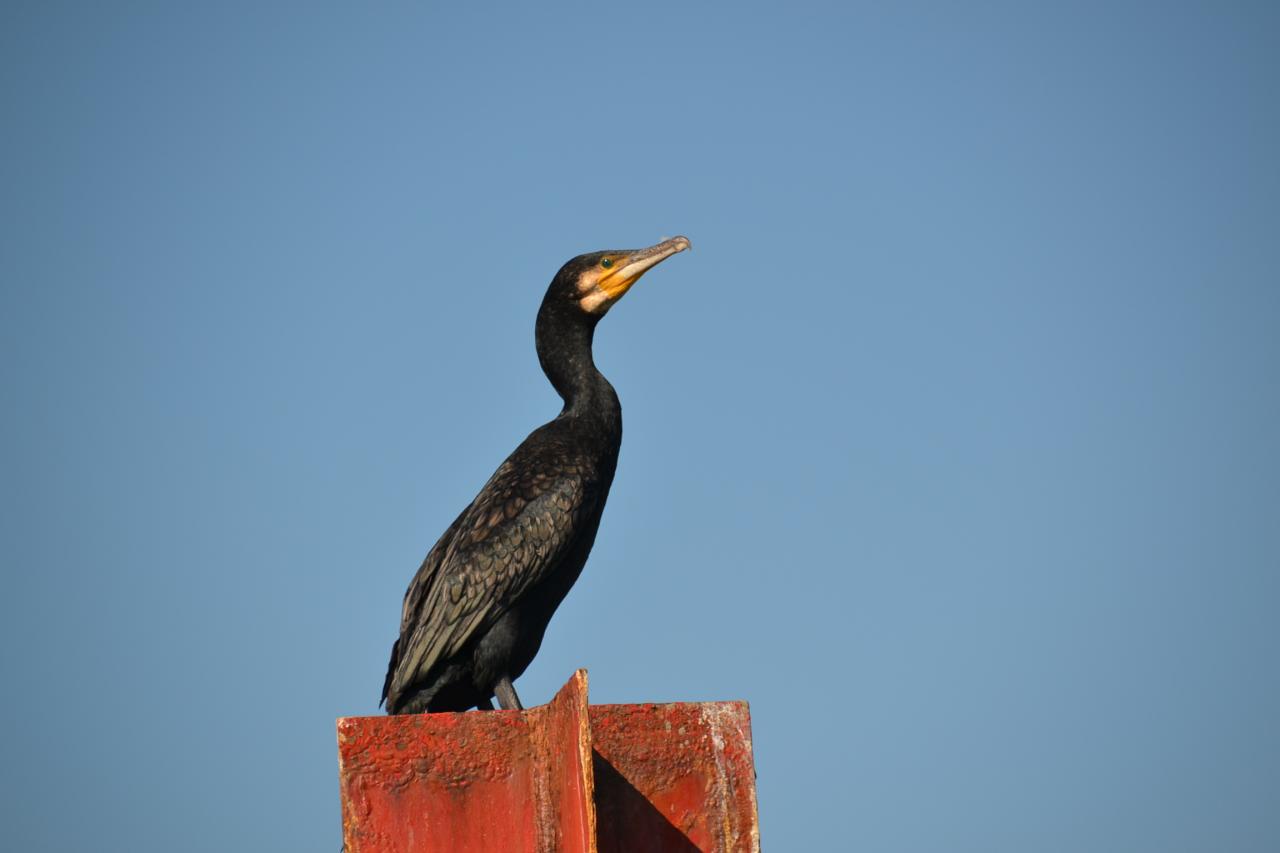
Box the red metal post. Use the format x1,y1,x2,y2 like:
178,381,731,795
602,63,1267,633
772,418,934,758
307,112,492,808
337,671,759,852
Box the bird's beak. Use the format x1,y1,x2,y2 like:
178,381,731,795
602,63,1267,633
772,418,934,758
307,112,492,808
596,236,692,303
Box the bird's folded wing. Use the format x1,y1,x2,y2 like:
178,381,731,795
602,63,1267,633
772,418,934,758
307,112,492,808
398,507,469,639
381,506,469,706
389,465,587,699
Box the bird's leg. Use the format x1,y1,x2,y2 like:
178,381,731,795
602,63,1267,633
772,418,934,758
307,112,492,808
476,696,494,711
494,676,523,711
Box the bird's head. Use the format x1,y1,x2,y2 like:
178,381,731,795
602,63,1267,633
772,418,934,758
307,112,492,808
536,235,692,404
547,236,692,317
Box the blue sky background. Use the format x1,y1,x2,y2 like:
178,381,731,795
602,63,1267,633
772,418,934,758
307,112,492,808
3,2,1278,850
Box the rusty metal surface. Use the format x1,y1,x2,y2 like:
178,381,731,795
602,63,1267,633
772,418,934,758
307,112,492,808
337,671,758,852
591,702,760,853
338,671,595,853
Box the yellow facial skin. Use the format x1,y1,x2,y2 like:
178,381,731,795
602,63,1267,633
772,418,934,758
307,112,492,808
577,236,692,314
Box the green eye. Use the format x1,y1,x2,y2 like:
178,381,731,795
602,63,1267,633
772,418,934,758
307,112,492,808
600,258,613,269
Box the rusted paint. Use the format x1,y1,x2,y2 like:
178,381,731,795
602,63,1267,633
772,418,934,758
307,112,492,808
591,702,760,853
531,671,596,852
338,670,595,853
337,671,759,852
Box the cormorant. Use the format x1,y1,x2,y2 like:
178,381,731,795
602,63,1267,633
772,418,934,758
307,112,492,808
382,236,692,714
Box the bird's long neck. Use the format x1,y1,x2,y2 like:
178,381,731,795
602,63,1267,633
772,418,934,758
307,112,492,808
535,304,621,430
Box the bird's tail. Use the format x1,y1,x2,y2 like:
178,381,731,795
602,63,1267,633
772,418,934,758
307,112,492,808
380,638,400,711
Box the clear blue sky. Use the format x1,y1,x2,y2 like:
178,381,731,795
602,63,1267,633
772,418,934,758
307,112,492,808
2,3,1277,851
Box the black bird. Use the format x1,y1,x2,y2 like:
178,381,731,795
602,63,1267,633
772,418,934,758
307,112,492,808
382,236,692,714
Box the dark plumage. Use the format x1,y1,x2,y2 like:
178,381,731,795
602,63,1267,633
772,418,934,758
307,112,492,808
382,236,691,714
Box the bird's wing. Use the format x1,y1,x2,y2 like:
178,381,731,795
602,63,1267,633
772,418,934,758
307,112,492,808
388,453,590,701
381,506,468,707
399,507,469,638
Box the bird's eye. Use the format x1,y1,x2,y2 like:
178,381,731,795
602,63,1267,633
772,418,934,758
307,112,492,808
600,258,613,269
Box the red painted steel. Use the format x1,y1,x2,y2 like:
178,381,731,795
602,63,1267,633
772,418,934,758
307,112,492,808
591,702,760,853
338,671,595,853
337,671,759,852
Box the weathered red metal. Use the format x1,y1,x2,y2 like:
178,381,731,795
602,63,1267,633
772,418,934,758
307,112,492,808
591,702,759,853
338,671,595,853
337,671,759,852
